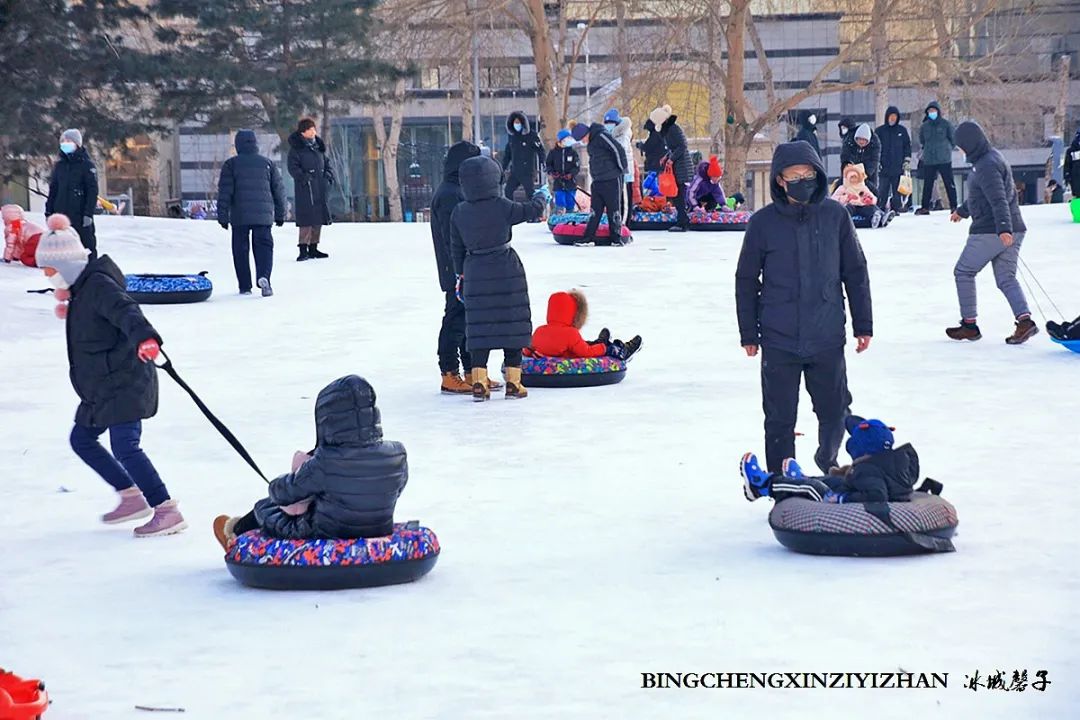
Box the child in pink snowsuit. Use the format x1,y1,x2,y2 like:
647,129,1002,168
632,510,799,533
832,163,885,227
2,205,44,265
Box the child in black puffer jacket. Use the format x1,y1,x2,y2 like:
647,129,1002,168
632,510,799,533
739,415,938,504
213,375,408,548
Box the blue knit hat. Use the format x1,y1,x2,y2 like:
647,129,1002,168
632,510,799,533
571,123,591,142
604,109,621,124
557,129,572,143
844,415,895,460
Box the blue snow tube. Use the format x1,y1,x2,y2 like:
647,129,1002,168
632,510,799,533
125,272,213,305
224,521,440,590
768,492,958,557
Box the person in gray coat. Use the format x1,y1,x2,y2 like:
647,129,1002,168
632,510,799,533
450,155,547,402
916,101,957,214
217,130,287,296
947,121,1037,345
287,118,334,261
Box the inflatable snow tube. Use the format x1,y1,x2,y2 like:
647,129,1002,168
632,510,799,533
224,521,440,590
687,208,753,231
0,670,49,720
520,355,627,388
125,272,213,305
547,211,594,231
1050,336,1080,354
628,208,677,231
552,221,632,246
768,492,958,557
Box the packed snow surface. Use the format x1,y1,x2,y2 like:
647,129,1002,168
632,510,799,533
3,207,1078,718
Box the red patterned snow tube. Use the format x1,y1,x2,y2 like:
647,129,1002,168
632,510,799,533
520,354,627,388
552,221,633,246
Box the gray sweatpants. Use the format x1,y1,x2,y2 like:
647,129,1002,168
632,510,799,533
953,232,1029,320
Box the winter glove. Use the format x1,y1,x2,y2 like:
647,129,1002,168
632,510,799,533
219,221,229,230
83,215,93,228
136,338,160,363
533,185,552,204
54,302,68,320
454,274,464,303
275,220,284,227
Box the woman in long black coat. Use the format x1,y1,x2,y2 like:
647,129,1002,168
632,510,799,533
450,156,546,402
287,118,334,261
650,105,692,231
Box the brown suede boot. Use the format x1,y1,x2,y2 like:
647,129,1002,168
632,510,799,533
212,515,240,551
468,369,502,390
472,368,491,402
440,371,472,395
1005,317,1039,345
946,321,981,341
504,367,528,399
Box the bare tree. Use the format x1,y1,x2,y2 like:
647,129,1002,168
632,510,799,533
371,78,408,222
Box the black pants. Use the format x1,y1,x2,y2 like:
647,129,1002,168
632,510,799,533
471,348,523,369
761,345,852,475
920,163,957,210
878,174,904,212
232,225,274,292
584,178,623,243
438,289,471,374
77,222,98,261
624,181,635,218
673,181,690,227
233,509,259,535
504,173,535,200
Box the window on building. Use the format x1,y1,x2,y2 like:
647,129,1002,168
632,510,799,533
481,64,520,89
419,67,441,90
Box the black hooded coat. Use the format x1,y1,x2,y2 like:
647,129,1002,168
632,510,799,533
735,141,873,357
793,112,822,158
431,141,481,291
876,106,912,177
450,156,544,351
501,111,545,182
257,375,408,540
637,119,669,173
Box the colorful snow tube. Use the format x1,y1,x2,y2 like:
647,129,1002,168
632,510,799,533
552,221,632,246
224,521,440,590
628,207,678,231
547,211,594,231
0,669,48,720
768,492,958,557
125,272,212,305
520,355,627,388
1050,336,1080,354
687,208,753,231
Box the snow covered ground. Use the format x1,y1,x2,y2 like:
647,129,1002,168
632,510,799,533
2,206,1078,719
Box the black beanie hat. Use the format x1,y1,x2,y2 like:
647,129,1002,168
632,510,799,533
298,118,317,133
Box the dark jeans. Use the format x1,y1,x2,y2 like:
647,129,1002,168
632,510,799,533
878,174,904,212
584,178,624,243
438,288,471,374
471,348,523,369
70,421,170,507
232,225,274,292
77,222,98,261
920,163,957,210
504,173,535,200
233,509,260,535
760,345,852,475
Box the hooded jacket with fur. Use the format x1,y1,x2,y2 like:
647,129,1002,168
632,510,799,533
502,111,546,181
530,290,606,358
611,117,635,176
831,163,877,206
286,131,334,227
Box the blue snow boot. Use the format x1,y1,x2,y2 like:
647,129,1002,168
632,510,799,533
781,458,806,480
740,452,772,501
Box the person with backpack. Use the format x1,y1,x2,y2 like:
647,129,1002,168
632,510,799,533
45,128,99,259
217,130,287,297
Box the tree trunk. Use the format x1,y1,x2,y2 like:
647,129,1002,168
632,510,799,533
457,0,474,143
707,5,725,156
870,0,890,125
615,0,630,109
320,92,331,141
722,0,751,195
524,0,559,149
374,79,406,222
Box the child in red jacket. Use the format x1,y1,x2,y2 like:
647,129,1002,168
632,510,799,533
2,204,44,265
529,289,642,360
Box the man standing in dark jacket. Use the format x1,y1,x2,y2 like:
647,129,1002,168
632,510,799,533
46,129,99,259
876,106,912,213
431,141,482,394
572,122,628,245
736,141,873,474
650,104,692,231
502,111,545,200
842,124,882,195
217,130,287,297
287,118,334,262
947,121,1037,345
916,101,957,214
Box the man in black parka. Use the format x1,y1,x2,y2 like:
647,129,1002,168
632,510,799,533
573,122,628,245
501,111,546,200
736,141,873,474
876,106,912,212
46,128,99,259
431,141,481,393
217,130,287,296
287,118,334,261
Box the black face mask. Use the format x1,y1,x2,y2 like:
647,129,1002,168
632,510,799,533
784,177,818,204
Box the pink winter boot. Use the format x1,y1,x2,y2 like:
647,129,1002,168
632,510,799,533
133,500,188,538
102,487,152,524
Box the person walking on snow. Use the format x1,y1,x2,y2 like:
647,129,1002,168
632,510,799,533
947,121,1037,345
916,101,957,214
217,130,287,297
876,106,912,213
45,129,99,260
736,141,873,475
37,214,186,538
604,109,637,219
545,130,581,214
572,121,629,245
287,118,334,262
501,111,545,200
650,105,692,231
